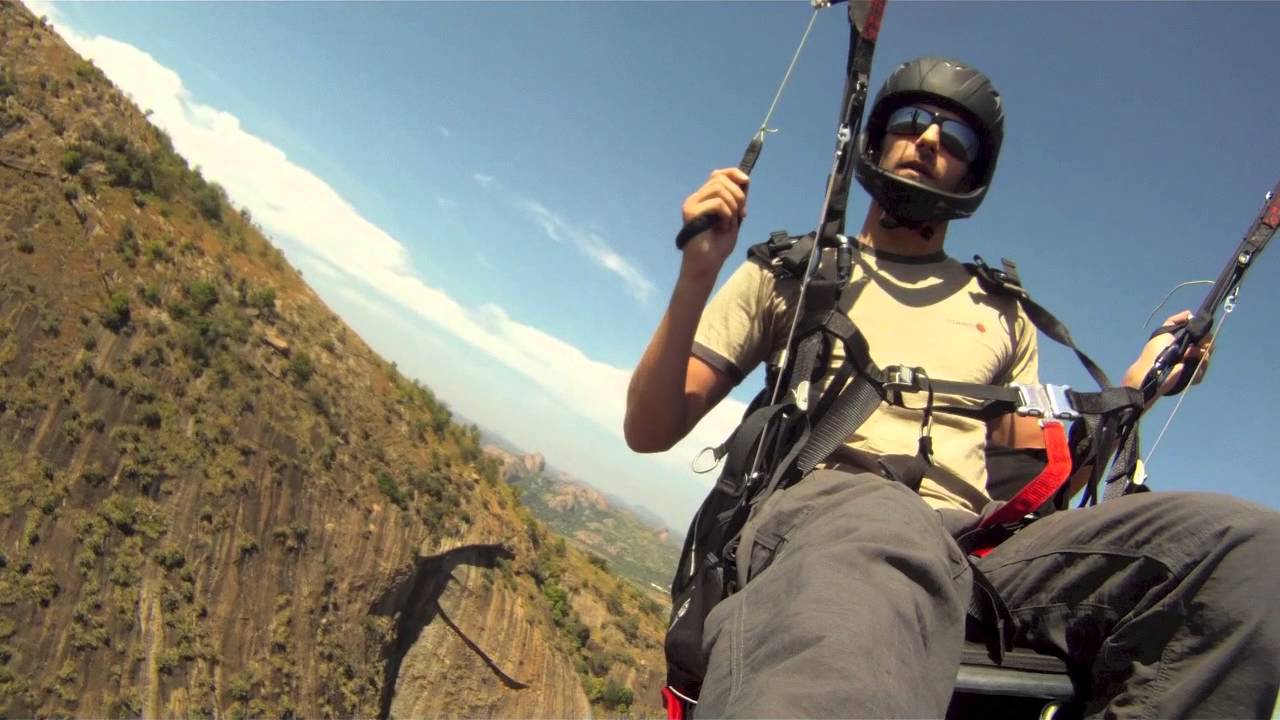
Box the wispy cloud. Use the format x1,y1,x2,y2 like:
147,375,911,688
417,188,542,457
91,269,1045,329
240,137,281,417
335,285,397,321
438,126,452,138
25,0,743,488
518,199,655,303
466,171,655,303
435,196,458,211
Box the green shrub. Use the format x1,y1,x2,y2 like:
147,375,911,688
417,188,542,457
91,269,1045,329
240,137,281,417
195,184,223,223
101,292,130,331
600,679,634,711
153,546,185,571
145,241,170,264
61,149,85,175
73,60,96,81
616,614,641,643
287,352,314,385
137,403,161,429
248,287,276,312
185,280,219,314
0,68,16,101
140,283,162,307
542,580,569,623
115,221,140,261
179,316,222,365
640,596,663,618
80,466,107,486
605,590,625,616
236,533,259,561
376,472,407,509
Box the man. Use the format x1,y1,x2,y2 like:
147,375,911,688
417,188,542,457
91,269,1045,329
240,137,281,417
626,57,1279,718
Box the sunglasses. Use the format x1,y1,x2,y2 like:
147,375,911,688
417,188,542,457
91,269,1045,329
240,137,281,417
885,105,981,165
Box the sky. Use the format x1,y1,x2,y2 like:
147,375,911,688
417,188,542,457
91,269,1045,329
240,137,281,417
22,0,1280,531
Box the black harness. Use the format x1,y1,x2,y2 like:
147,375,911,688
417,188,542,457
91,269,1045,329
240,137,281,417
663,232,1146,710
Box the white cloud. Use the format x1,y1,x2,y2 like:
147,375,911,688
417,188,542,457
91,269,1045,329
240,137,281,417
23,0,744,491
435,196,457,211
438,126,452,138
335,285,397,321
518,199,655,303
463,177,652,300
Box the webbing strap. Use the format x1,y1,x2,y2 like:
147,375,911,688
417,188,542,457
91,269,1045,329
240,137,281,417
969,257,1112,390
1060,388,1143,504
926,379,1021,405
970,420,1073,558
1019,295,1112,390
720,402,792,489
967,562,1016,664
796,373,883,476
1103,421,1145,501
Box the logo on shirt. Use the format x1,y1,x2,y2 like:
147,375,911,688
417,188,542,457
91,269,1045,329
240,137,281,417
947,319,988,334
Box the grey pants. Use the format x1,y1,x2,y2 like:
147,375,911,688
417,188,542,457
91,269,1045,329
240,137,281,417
696,470,1280,719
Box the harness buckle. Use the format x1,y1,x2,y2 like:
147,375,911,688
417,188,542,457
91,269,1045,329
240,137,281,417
1013,383,1080,421
1046,384,1080,421
884,365,919,391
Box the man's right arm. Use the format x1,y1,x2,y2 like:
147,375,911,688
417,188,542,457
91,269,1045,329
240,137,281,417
625,168,749,453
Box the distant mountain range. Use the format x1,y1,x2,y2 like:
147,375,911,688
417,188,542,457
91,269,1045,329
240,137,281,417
483,444,681,592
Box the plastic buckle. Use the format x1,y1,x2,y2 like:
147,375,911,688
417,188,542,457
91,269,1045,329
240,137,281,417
1046,384,1080,421
884,366,920,405
884,366,918,391
1012,383,1079,421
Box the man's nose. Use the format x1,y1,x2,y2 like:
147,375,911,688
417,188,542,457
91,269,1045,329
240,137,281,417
914,122,942,152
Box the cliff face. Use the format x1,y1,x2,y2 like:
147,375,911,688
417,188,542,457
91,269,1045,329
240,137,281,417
0,5,662,717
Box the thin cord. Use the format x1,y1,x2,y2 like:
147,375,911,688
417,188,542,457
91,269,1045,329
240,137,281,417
1142,280,1213,331
1142,287,1238,467
758,9,821,135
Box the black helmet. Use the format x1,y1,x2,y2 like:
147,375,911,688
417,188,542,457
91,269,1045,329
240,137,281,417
854,57,1005,225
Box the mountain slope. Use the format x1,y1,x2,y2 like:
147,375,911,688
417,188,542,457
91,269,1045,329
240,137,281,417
489,446,680,592
0,6,665,717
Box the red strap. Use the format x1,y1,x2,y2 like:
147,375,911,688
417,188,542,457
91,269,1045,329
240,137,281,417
662,687,686,720
971,420,1073,558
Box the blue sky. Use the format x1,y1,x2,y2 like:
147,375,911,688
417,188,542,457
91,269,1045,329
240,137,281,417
27,1,1280,530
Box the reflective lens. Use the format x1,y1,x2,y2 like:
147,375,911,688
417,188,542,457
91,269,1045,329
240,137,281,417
885,105,981,164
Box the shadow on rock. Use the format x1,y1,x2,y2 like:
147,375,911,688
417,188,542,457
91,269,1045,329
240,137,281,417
371,543,517,720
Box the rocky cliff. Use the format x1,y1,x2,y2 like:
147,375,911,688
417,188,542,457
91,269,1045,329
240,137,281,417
0,5,664,717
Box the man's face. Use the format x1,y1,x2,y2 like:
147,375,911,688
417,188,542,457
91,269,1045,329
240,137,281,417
878,102,974,194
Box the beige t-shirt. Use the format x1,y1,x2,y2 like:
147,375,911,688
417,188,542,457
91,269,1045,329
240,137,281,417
693,244,1038,514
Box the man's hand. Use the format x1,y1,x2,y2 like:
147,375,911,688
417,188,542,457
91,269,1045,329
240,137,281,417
680,168,749,280
1122,311,1213,400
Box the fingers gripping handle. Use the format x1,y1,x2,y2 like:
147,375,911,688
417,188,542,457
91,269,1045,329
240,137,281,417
674,136,763,250
1144,311,1211,401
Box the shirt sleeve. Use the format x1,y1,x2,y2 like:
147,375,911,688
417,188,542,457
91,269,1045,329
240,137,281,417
692,261,781,386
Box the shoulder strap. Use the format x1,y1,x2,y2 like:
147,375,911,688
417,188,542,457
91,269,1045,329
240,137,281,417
966,255,1113,390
